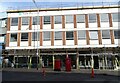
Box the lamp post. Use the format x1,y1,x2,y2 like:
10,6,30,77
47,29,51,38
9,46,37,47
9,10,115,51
32,0,39,70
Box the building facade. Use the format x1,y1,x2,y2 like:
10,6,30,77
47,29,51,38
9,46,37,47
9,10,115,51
5,5,120,70
0,18,7,68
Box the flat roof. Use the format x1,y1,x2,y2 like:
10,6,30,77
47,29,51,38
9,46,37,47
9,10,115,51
7,5,120,13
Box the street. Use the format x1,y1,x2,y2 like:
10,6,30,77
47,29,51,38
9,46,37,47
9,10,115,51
1,69,120,83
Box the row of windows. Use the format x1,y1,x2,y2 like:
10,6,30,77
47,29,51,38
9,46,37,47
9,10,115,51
10,30,120,42
11,13,119,26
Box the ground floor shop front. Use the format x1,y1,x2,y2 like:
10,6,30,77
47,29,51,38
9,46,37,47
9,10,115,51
2,48,120,70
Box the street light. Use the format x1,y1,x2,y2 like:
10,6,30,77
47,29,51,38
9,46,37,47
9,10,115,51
32,0,39,70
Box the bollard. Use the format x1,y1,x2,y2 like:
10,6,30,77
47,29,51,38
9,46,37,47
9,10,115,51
91,68,94,78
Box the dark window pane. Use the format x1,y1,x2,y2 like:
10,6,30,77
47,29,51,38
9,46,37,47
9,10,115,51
21,33,28,41
10,33,17,42
44,16,50,24
66,31,74,40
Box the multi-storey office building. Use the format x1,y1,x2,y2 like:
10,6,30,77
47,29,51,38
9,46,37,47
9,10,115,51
5,4,120,70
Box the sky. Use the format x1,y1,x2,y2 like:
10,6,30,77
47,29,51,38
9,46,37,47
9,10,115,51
0,0,119,18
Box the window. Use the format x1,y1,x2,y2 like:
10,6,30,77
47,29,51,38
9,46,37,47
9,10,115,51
33,16,40,25
11,18,18,26
66,31,74,40
44,16,50,24
32,32,40,41
112,13,120,22
100,13,109,22
55,31,62,40
66,15,73,23
43,31,51,41
89,30,98,40
89,14,96,23
22,17,29,25
78,30,86,40
77,15,85,23
54,16,62,24
21,33,28,41
114,30,120,39
102,30,110,39
10,33,17,42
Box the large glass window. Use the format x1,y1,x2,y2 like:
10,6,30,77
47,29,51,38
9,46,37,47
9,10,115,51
102,30,110,39
114,30,120,39
77,15,85,23
78,30,86,40
100,13,109,22
43,31,51,41
33,16,40,25
55,31,62,40
89,14,96,23
54,16,62,24
44,16,50,24
22,17,29,25
32,32,40,41
89,30,98,40
112,13,120,22
66,31,74,40
11,18,18,26
66,15,73,24
10,33,17,42
21,33,28,41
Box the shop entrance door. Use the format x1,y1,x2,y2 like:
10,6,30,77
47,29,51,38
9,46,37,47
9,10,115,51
93,56,99,69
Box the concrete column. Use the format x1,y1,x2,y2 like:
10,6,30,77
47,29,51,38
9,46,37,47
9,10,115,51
76,51,79,70
105,56,108,69
102,55,105,70
53,55,55,70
